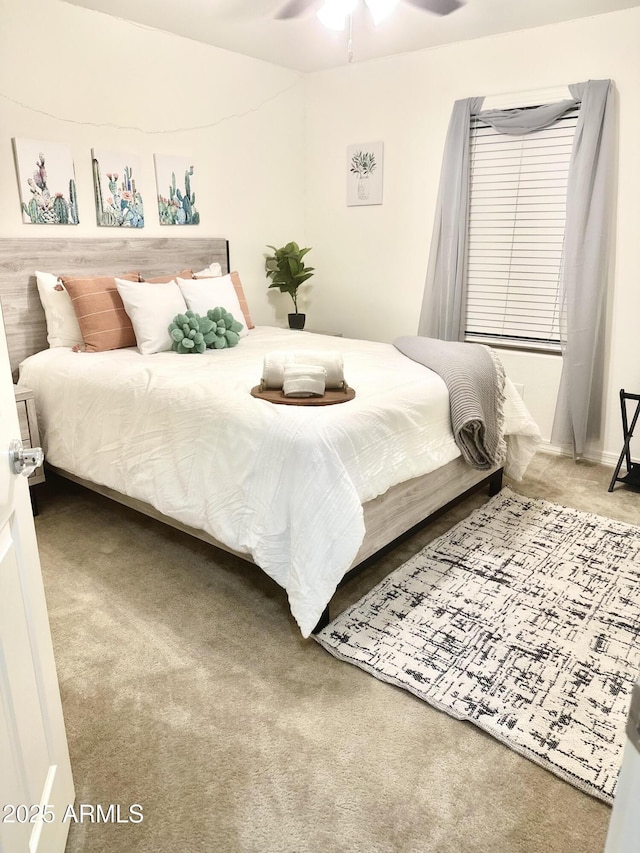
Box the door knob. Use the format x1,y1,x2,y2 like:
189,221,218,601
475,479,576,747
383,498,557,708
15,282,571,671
9,439,44,477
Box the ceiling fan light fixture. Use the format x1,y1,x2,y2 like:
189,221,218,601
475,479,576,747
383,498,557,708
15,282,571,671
363,0,400,25
316,0,358,31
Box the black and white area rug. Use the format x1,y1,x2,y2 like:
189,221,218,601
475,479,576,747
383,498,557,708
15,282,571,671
315,488,640,804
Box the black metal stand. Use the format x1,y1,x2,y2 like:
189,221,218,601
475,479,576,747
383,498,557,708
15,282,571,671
608,390,640,492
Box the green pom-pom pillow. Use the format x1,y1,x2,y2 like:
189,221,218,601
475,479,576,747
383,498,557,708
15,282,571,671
206,307,244,349
168,308,243,354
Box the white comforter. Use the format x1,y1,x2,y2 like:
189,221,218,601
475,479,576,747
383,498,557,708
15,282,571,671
20,327,541,636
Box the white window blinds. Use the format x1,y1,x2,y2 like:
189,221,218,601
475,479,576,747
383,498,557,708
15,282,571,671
464,107,579,351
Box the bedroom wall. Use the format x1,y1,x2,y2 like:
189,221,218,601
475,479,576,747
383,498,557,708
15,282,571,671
0,0,306,326
303,8,640,462
2,2,639,463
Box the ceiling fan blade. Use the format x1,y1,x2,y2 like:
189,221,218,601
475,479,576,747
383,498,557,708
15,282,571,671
404,0,464,15
275,0,318,18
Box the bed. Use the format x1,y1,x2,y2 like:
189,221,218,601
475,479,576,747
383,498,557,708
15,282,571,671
1,238,541,637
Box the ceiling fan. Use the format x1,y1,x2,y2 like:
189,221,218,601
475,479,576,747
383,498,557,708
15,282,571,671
275,0,464,23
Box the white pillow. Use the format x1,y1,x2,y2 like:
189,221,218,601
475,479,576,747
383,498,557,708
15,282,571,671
115,278,188,355
176,275,248,337
194,262,222,278
35,271,84,348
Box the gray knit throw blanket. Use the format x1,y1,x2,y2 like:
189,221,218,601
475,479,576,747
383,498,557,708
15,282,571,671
394,336,507,470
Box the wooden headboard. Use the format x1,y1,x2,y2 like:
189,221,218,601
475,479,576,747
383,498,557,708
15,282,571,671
0,237,230,379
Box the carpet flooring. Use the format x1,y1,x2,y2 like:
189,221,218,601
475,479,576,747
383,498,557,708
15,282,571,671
31,452,640,853
316,488,640,804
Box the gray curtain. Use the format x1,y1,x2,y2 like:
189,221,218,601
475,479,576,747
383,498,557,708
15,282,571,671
418,96,483,339
419,81,614,458
551,80,615,457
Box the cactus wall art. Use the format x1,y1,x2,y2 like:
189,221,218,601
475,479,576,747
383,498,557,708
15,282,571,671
13,138,80,225
92,149,144,228
153,154,200,226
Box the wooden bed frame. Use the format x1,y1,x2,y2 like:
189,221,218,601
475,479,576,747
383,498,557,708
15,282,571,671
0,237,502,628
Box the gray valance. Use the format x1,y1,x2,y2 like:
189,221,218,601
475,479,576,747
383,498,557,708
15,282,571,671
477,100,579,135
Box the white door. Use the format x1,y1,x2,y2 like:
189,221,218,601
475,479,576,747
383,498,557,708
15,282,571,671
604,680,640,852
0,304,74,853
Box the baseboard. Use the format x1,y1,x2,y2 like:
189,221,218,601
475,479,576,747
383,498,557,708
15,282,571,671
539,439,619,468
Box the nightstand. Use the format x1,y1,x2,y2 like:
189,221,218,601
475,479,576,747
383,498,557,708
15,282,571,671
14,384,45,514
302,329,343,337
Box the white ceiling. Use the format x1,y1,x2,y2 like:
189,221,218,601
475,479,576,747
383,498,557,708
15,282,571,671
61,0,640,73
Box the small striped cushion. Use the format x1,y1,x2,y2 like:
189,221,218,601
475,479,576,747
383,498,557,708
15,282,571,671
139,269,193,283
230,271,254,330
61,273,140,353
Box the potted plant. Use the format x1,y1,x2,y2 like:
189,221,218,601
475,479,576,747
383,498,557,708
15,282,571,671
265,241,314,329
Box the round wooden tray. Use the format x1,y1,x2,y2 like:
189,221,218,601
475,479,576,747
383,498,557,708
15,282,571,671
250,385,356,406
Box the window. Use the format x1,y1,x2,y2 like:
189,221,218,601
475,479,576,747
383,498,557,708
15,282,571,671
464,106,579,352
